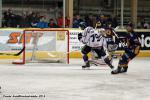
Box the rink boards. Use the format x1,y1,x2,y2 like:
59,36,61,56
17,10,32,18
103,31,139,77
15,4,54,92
0,28,150,60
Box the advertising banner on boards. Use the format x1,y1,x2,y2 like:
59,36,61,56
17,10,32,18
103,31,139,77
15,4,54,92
69,29,150,51
0,28,150,52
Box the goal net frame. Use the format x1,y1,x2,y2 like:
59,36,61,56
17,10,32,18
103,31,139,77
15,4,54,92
12,29,70,64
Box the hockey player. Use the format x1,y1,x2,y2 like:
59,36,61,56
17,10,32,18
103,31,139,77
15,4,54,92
90,28,107,65
92,25,118,64
104,27,118,62
111,22,141,74
78,22,114,70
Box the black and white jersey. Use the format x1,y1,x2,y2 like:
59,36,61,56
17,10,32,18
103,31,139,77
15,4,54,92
80,27,107,48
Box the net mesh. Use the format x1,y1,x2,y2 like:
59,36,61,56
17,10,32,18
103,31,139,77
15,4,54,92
23,30,69,64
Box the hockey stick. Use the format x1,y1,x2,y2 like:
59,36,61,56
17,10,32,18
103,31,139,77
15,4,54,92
47,48,82,57
112,27,126,47
89,59,107,66
0,47,25,56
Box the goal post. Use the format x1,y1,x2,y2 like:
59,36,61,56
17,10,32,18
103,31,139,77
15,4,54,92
12,29,70,64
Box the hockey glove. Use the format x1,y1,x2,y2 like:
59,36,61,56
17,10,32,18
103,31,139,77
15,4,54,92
78,33,82,41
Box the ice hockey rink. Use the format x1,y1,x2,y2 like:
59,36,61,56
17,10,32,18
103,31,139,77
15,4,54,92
0,57,150,100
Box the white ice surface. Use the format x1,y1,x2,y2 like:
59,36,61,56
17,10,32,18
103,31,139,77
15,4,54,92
0,58,150,100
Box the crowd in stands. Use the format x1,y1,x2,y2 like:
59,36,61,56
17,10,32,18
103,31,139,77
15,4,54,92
2,9,150,29
73,14,118,28
137,17,150,29
2,9,70,28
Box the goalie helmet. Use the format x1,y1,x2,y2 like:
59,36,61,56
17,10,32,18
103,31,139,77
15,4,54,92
79,22,87,30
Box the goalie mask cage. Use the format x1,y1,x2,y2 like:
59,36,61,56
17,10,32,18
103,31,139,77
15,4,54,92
12,29,70,64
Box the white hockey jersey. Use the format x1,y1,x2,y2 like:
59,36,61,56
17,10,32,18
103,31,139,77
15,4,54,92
80,27,107,48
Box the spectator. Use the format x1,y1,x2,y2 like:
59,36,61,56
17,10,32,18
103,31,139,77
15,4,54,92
20,12,29,27
144,21,150,29
56,13,70,28
65,16,70,28
84,15,94,27
26,12,39,27
15,14,22,28
31,12,40,28
48,18,58,28
3,9,26,28
56,12,63,28
36,16,48,28
73,14,83,28
137,17,143,29
111,15,118,28
3,11,10,27
7,9,17,27
96,14,107,28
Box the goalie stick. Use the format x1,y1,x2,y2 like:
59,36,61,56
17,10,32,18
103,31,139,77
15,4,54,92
0,47,25,56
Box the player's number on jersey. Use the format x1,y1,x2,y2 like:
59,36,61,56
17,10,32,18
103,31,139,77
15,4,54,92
90,34,100,42
106,38,113,42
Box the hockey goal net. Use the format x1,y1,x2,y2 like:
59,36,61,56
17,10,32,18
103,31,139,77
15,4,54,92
12,29,70,64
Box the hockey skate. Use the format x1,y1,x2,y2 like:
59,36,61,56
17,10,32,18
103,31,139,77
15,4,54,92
111,67,121,74
121,67,128,73
111,67,128,74
82,61,90,69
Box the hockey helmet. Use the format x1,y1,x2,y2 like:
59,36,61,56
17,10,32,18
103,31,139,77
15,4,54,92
79,22,87,30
